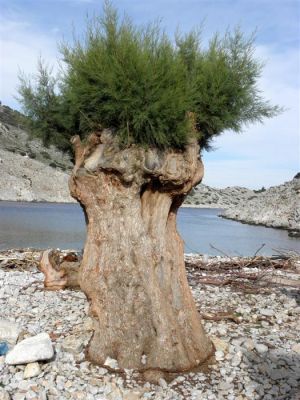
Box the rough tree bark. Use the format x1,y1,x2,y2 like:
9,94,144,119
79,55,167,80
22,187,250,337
68,129,214,372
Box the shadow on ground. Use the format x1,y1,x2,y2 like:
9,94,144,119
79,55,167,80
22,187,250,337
280,287,300,306
242,348,300,399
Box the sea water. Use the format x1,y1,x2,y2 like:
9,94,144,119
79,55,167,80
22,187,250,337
0,201,299,256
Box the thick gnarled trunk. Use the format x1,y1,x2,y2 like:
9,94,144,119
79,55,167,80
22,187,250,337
69,130,213,372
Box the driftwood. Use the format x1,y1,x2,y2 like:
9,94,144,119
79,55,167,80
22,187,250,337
0,250,40,270
185,256,297,272
38,249,80,290
186,252,300,292
28,248,300,292
201,312,241,324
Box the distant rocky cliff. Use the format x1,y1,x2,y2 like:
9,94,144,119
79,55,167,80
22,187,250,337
0,104,72,170
0,104,74,203
184,184,254,208
0,148,74,203
184,178,300,233
220,178,300,233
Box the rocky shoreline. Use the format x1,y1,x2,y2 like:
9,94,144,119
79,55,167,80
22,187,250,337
1,249,300,399
185,177,300,235
220,178,300,235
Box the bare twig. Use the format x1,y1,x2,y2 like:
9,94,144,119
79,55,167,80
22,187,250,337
201,312,241,324
209,244,230,258
253,243,266,257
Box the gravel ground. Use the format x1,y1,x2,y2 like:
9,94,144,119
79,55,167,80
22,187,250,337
0,250,299,400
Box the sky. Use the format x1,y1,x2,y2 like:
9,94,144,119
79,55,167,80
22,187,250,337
0,0,299,189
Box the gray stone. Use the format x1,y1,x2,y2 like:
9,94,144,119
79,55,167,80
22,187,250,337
215,351,225,361
291,343,300,354
218,381,233,392
159,378,168,388
5,333,53,365
0,319,20,345
260,309,274,317
12,394,25,400
104,357,119,370
268,368,289,380
255,343,268,354
231,351,242,367
0,389,10,400
243,339,254,351
23,362,41,378
62,335,84,354
211,337,228,353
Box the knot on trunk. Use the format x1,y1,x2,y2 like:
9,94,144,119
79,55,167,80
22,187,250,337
70,130,204,196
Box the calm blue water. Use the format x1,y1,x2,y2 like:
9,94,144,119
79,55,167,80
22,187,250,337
0,201,299,256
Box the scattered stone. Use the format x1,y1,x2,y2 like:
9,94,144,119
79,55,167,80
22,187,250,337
159,378,168,388
218,381,233,392
211,337,229,353
260,309,274,317
123,391,143,400
0,248,299,400
5,333,54,365
61,335,84,354
215,351,225,361
243,339,254,351
231,351,242,367
255,343,268,354
0,389,10,400
13,393,25,400
104,356,119,370
23,362,41,379
0,319,20,345
141,354,147,365
291,343,300,353
218,326,227,336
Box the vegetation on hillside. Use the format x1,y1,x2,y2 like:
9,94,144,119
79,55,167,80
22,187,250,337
17,2,280,152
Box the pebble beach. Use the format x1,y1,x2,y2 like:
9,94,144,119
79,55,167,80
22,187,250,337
0,249,299,400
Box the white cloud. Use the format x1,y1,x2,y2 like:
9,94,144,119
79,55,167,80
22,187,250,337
203,44,300,189
0,17,59,109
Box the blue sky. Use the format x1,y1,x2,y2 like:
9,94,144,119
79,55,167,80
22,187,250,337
0,0,299,188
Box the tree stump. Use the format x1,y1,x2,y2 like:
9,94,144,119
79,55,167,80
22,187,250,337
69,130,214,372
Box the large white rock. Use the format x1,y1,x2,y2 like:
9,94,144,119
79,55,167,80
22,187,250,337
0,319,20,345
5,333,54,365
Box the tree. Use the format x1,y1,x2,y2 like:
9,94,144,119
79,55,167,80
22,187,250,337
19,3,280,374
17,59,73,151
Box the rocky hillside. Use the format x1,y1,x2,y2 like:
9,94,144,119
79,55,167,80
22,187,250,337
0,104,74,202
184,184,254,208
0,149,73,203
221,177,300,233
0,104,72,171
184,177,300,233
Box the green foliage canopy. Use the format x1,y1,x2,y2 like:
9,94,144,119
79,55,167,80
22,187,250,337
18,3,280,151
